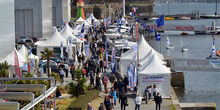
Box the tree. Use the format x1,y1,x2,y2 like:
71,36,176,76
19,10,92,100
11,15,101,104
0,61,9,77
40,48,54,78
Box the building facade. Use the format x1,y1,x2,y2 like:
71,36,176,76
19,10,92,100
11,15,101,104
15,0,53,39
71,0,154,18
0,0,15,60
52,0,71,26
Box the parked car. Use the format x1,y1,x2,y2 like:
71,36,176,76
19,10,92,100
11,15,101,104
17,36,28,44
38,60,59,73
50,57,62,63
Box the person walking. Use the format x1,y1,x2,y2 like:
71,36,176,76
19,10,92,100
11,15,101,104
99,59,104,72
109,74,116,87
98,103,104,110
70,64,75,80
144,86,149,104
104,96,111,110
119,92,127,110
59,68,64,84
102,75,109,93
103,60,107,73
96,73,101,91
90,71,95,87
82,54,85,65
110,88,117,106
154,93,162,110
152,84,157,99
135,94,143,110
123,75,129,93
148,85,152,100
87,103,93,110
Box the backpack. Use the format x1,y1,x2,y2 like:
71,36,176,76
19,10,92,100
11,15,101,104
83,68,86,74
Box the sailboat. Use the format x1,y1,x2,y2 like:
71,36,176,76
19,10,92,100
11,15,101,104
207,36,218,59
180,37,188,52
166,36,174,49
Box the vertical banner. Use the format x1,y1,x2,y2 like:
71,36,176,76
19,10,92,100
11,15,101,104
86,42,90,57
111,47,116,73
133,67,137,87
128,62,135,90
105,37,109,68
136,22,139,66
14,50,21,77
60,41,64,59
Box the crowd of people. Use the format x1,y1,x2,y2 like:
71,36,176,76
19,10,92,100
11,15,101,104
54,18,164,110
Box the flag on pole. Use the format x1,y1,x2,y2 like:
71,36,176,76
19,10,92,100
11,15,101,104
156,14,165,27
156,34,161,41
111,47,116,73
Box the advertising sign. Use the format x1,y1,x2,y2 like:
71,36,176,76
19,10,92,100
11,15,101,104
142,75,164,83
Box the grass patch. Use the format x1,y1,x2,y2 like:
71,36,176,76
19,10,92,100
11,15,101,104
68,90,100,110
169,104,176,110
56,97,76,110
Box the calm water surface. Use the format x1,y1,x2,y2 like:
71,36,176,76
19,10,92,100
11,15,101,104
152,3,220,109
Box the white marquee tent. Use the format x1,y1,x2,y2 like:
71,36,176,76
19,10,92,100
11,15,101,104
138,55,171,98
120,35,164,74
18,45,39,60
86,14,100,24
83,20,92,28
75,17,85,24
73,25,82,36
0,48,26,67
60,24,82,44
37,28,68,57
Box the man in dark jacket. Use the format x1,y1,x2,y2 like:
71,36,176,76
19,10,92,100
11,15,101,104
123,75,129,93
119,92,127,110
154,93,162,110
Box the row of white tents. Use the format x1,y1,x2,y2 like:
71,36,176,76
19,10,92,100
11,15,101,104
0,14,100,70
119,36,171,98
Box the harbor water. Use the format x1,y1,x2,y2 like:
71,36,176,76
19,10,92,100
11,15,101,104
153,3,220,109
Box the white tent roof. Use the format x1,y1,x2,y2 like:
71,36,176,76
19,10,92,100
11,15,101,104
60,24,82,43
86,14,99,24
75,17,85,24
139,55,170,74
121,17,128,24
73,25,81,35
18,45,38,60
0,48,26,67
35,41,43,46
121,35,164,60
38,28,67,47
18,45,27,58
83,20,92,28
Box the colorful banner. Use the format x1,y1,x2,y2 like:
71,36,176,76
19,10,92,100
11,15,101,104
14,50,21,77
111,47,116,73
141,76,164,83
128,62,135,90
